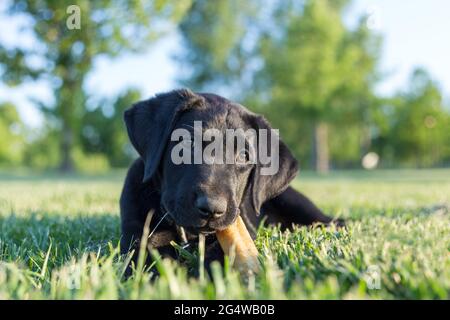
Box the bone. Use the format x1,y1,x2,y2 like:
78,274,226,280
216,216,260,274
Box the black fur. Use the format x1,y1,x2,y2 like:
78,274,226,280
120,89,342,275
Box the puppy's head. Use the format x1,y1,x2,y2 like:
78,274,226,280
124,89,298,233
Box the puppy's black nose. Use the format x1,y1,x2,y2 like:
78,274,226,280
195,195,227,219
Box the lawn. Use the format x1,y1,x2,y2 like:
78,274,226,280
0,169,449,299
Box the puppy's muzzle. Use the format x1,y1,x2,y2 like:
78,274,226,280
194,194,227,219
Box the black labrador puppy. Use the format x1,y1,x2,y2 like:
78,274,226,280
120,89,341,272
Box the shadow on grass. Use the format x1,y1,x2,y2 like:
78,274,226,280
0,212,120,265
2,202,447,261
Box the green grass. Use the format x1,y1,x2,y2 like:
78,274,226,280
0,169,449,299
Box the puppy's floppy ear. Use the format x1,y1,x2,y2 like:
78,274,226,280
248,115,298,215
124,89,204,183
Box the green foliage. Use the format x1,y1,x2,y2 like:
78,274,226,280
22,129,61,170
390,69,449,166
71,147,110,174
0,0,192,171
0,103,25,165
0,170,449,299
177,0,258,91
177,0,385,170
81,89,141,167
371,68,450,167
1,0,449,170
177,0,450,169
328,125,362,167
265,0,346,116
256,0,381,169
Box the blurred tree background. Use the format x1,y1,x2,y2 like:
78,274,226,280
0,0,449,173
0,0,191,172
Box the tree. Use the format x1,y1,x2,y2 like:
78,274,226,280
383,68,450,167
0,0,191,171
257,0,380,172
176,0,258,95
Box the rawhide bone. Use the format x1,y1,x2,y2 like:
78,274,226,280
216,216,260,274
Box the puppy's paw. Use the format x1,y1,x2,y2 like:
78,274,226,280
330,218,346,228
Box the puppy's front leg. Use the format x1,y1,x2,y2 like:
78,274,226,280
120,159,180,277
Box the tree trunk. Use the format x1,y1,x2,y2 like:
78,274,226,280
57,74,80,173
313,122,329,173
59,122,74,172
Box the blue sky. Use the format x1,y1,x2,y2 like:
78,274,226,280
1,0,450,127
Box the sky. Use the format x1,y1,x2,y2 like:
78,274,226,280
1,0,450,127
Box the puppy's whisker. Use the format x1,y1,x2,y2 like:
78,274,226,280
148,211,169,239
182,124,194,130
182,123,202,135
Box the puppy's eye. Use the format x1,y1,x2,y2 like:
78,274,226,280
181,138,194,149
236,149,251,165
